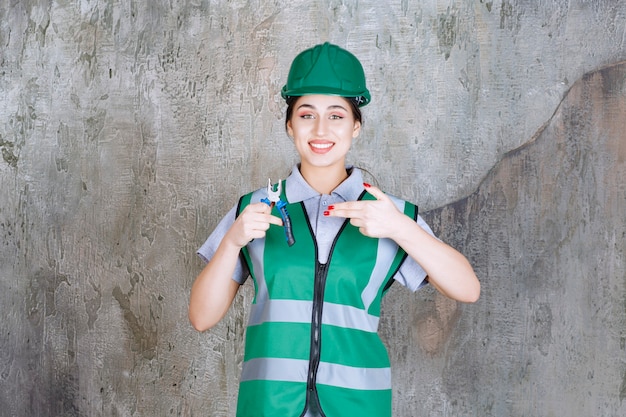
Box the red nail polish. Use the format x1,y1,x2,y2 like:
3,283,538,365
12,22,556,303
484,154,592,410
363,182,371,188
323,211,330,216
328,205,334,210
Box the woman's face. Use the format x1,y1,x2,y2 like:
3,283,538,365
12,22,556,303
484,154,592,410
286,95,361,173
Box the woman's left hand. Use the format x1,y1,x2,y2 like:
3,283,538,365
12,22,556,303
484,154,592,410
328,184,480,303
325,184,404,239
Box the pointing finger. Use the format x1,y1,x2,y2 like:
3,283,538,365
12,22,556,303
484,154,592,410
363,183,387,201
325,206,361,219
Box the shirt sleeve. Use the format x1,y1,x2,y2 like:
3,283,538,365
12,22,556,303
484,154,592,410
196,204,249,285
392,215,436,292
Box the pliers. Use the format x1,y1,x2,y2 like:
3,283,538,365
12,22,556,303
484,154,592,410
261,179,296,247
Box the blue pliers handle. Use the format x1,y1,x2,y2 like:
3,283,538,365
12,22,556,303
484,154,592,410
261,179,296,247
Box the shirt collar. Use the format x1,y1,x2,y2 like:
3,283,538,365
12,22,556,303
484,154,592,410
285,164,365,203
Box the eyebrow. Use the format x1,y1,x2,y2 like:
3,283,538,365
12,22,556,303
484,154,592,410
296,103,349,112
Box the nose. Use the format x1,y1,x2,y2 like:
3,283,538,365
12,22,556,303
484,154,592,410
315,117,328,136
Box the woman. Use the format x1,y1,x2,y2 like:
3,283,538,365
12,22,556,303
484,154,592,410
189,42,480,417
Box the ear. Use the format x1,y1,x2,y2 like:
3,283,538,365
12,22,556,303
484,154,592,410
352,121,361,138
286,120,294,138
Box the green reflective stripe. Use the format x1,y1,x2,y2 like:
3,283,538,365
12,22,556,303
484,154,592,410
243,322,311,361
241,358,390,390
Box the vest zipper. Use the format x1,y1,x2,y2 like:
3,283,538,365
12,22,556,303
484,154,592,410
304,261,328,415
301,200,351,417
303,224,350,416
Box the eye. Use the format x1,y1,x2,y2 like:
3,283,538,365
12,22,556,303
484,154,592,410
329,114,344,120
298,113,315,119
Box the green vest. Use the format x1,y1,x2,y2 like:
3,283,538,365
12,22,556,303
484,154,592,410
235,182,418,417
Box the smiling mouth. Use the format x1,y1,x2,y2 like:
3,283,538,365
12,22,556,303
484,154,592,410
310,142,333,150
309,139,335,154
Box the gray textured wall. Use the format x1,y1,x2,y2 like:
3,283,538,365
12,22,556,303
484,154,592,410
1,1,625,416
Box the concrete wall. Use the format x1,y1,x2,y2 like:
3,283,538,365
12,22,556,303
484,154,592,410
1,1,625,416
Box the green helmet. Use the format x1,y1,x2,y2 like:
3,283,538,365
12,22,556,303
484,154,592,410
281,42,371,107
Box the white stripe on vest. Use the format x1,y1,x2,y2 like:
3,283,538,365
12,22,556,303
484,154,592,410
241,358,391,391
247,299,380,333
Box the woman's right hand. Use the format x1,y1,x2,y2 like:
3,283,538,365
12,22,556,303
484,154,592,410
189,202,283,331
224,202,283,248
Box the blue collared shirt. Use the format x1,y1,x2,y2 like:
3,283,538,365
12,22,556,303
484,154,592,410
197,165,433,291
